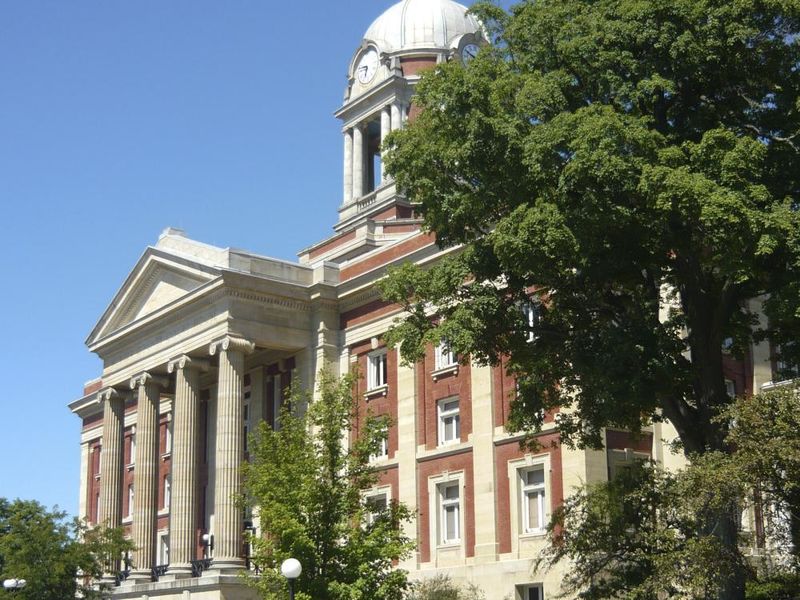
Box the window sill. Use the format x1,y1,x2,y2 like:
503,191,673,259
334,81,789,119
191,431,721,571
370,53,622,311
432,365,458,381
519,530,547,539
158,508,169,516
161,452,171,461
122,516,132,524
364,385,388,399
126,463,135,471
437,541,461,549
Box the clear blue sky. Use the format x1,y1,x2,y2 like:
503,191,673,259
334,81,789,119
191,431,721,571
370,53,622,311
0,1,509,517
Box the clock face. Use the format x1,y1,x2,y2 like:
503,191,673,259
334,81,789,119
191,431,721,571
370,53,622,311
461,43,479,63
356,48,379,84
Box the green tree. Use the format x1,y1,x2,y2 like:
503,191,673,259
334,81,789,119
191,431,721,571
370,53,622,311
380,1,800,598
727,383,800,564
407,574,485,600
538,457,748,599
0,498,132,600
242,371,414,600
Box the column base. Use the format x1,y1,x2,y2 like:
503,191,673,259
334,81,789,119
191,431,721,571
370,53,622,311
207,557,245,575
123,569,152,585
159,564,194,581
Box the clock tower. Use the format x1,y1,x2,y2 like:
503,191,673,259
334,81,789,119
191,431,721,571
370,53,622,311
299,0,484,264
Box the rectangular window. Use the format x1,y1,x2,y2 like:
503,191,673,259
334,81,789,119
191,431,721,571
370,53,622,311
367,350,388,390
438,398,461,446
370,424,389,461
243,400,250,452
165,423,172,455
521,466,546,533
127,484,134,518
163,476,171,510
434,340,457,370
131,434,136,465
522,300,542,343
365,492,388,526
725,379,736,398
439,483,460,544
517,584,544,600
159,533,170,566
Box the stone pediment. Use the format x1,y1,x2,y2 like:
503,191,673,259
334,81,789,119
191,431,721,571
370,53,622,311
88,248,220,346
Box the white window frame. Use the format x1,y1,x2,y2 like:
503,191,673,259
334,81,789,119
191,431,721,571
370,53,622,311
434,340,457,370
130,431,136,466
367,349,388,392
370,423,389,462
520,465,547,534
438,481,461,545
508,454,551,551
437,397,461,446
126,484,134,519
607,448,650,481
516,583,544,600
163,476,171,510
427,472,465,555
521,300,541,343
164,421,172,455
725,378,736,398
364,488,390,527
158,531,170,566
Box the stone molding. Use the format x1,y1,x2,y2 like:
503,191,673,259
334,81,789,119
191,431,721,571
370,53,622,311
209,335,255,356
167,355,210,374
129,372,169,390
96,386,122,404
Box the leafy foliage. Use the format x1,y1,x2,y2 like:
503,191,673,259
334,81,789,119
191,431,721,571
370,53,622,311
0,498,132,600
539,458,748,600
382,0,800,453
726,383,800,564
406,574,485,600
381,2,800,596
242,371,414,600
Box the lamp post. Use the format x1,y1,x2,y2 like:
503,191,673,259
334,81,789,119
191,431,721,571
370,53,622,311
2,579,27,593
280,558,301,600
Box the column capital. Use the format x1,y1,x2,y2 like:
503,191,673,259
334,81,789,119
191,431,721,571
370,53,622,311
129,372,169,390
209,336,255,356
167,355,210,374
96,386,123,404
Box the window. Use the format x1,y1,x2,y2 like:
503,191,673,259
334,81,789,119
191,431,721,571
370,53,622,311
434,340,457,370
370,424,389,461
127,485,134,518
95,491,100,523
776,342,799,381
607,448,649,481
439,483,460,544
165,423,172,454
243,399,250,452
517,584,544,600
159,533,170,565
130,433,136,465
367,350,388,390
365,492,388,526
163,476,171,510
438,398,461,446
520,466,546,533
725,379,736,398
521,300,542,343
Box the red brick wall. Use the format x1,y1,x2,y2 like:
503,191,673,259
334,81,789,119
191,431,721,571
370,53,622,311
416,347,472,450
340,232,435,281
417,450,475,562
494,433,563,554
401,56,436,77
351,345,399,461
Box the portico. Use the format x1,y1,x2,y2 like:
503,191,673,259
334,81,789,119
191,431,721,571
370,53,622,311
70,230,339,597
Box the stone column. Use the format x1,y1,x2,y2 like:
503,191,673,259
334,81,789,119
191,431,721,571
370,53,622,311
164,356,208,579
380,106,391,184
209,336,255,573
353,123,365,199
343,128,353,205
98,387,125,582
127,372,168,583
391,102,404,131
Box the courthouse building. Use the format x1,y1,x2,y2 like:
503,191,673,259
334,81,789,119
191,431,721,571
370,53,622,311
68,1,781,599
